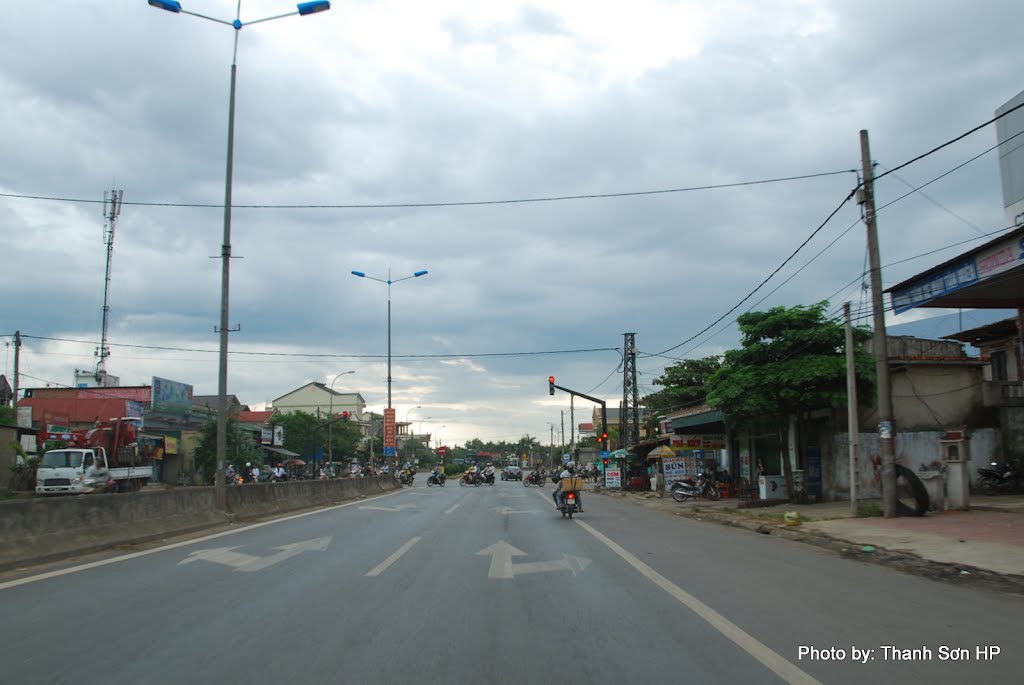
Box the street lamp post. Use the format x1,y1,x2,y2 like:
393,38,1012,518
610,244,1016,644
403,405,420,461
350,269,428,409
328,370,355,462
149,0,331,512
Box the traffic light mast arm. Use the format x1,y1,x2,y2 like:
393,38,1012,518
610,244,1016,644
551,383,608,450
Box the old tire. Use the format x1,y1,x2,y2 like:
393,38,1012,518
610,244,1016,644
894,464,929,517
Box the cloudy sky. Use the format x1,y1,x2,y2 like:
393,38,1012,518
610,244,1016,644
2,0,1023,448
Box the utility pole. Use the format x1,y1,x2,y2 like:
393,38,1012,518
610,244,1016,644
570,396,575,455
844,303,860,516
97,189,123,383
12,331,21,411
860,129,897,517
560,410,565,457
622,333,640,450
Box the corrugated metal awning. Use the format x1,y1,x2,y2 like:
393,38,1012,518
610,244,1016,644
672,409,724,430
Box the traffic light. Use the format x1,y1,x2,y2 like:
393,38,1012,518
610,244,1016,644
341,411,350,420
601,432,608,444
548,376,555,395
602,458,609,468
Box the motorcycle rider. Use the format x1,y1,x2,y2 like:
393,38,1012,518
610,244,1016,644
553,462,583,512
466,463,480,483
482,463,496,483
430,463,445,484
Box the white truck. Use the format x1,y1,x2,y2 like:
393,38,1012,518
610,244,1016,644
35,418,153,495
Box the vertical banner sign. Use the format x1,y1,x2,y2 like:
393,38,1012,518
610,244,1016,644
384,408,397,457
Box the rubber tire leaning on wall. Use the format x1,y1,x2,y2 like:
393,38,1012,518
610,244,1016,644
894,464,930,517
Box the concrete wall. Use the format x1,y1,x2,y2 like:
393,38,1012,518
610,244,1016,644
828,429,998,500
0,476,398,571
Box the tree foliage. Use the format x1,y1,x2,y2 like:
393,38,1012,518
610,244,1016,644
643,356,723,430
706,302,874,424
705,302,875,500
266,410,361,462
193,418,263,484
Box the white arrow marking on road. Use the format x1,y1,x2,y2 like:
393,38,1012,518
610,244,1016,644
177,537,331,572
476,541,591,580
445,503,460,514
492,506,539,515
358,503,417,512
237,537,331,572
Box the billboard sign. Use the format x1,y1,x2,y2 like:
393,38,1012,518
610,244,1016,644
151,377,193,415
384,408,396,457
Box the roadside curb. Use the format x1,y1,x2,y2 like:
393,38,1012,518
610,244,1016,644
596,489,1024,595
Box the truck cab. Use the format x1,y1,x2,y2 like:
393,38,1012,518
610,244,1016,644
35,448,109,495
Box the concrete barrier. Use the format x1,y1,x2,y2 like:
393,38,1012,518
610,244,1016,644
0,476,398,570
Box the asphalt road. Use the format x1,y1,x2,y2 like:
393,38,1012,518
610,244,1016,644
3,479,1023,685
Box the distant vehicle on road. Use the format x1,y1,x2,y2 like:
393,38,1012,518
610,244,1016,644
501,466,522,481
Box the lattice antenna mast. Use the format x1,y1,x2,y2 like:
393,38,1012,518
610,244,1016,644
97,189,123,379
622,332,640,450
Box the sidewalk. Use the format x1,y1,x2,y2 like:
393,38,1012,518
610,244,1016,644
595,486,1024,593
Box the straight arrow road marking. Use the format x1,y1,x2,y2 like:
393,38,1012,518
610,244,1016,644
475,541,591,580
445,503,460,514
177,537,331,572
366,537,421,577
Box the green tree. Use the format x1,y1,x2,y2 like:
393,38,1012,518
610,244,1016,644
193,418,263,484
642,356,723,433
0,405,16,425
706,302,875,501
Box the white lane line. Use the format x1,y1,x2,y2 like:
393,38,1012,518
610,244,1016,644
0,488,411,591
575,517,821,685
365,537,421,577
445,503,460,514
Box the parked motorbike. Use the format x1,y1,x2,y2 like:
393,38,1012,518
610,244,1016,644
671,474,720,502
459,472,483,487
523,471,546,487
427,472,446,487
977,462,1018,491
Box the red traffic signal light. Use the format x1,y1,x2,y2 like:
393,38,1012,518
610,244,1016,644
548,376,555,395
601,432,608,442
602,458,609,467
341,411,350,420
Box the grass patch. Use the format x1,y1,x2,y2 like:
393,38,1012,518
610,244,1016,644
857,501,883,518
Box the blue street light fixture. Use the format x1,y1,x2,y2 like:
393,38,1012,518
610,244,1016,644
149,0,330,512
350,269,428,409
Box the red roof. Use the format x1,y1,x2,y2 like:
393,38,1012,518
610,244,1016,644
19,397,133,426
27,386,152,402
237,410,273,424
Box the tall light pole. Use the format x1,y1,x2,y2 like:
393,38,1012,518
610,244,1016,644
328,370,355,462
149,0,331,513
350,269,429,408
403,405,420,460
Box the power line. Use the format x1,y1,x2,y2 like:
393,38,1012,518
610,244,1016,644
646,188,858,358
0,169,857,211
18,334,620,361
873,99,1024,183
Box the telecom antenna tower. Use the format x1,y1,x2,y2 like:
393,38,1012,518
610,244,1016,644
621,332,640,450
96,189,123,381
